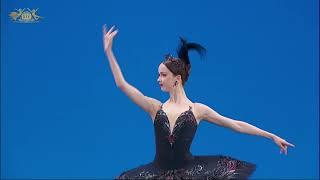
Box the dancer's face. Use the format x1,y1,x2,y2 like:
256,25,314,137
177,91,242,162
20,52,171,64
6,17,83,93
157,63,177,92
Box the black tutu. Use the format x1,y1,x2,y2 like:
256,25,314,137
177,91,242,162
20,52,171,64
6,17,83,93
116,105,256,179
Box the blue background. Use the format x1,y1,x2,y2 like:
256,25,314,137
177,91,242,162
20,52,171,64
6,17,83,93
1,0,319,179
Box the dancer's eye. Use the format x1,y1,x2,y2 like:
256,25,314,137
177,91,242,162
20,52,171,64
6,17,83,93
158,73,167,77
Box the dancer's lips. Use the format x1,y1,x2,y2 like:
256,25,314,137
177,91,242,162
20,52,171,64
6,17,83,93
159,84,163,87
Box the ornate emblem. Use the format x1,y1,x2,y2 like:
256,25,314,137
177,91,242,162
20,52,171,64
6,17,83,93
9,8,43,23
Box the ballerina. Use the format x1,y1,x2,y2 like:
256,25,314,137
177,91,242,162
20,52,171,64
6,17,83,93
102,24,295,179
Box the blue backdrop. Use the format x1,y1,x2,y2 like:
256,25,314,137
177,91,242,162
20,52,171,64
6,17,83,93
1,0,319,179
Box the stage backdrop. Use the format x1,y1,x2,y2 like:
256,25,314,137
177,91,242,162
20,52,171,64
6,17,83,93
1,0,319,179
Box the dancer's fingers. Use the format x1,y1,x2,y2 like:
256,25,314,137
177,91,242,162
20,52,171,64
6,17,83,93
103,24,107,35
287,142,295,147
107,25,115,35
110,30,118,38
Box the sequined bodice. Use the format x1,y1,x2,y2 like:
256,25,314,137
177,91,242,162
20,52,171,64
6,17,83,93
117,105,256,179
153,105,198,170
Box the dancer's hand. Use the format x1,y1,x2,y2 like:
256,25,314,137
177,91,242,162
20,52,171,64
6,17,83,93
103,24,118,52
272,135,295,155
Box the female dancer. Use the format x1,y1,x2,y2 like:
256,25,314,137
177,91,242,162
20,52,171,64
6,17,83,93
102,25,295,179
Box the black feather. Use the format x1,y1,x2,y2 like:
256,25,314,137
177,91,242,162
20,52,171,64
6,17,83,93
177,37,206,65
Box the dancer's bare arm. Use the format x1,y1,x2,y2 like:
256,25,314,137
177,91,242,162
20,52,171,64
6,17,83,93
102,24,161,119
195,103,295,155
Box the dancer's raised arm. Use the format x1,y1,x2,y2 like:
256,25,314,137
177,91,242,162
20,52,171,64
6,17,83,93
102,24,161,119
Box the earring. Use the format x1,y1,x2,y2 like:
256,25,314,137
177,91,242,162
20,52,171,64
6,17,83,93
174,81,178,86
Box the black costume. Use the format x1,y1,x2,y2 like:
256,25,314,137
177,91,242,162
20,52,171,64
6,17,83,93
117,105,256,179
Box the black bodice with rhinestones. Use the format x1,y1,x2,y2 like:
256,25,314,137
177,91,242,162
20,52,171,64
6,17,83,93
116,105,256,179
154,105,198,170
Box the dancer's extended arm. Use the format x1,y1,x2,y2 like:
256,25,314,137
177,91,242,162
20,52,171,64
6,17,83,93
196,103,295,155
102,24,161,119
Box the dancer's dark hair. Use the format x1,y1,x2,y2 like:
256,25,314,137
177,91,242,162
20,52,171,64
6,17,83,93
162,37,206,86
